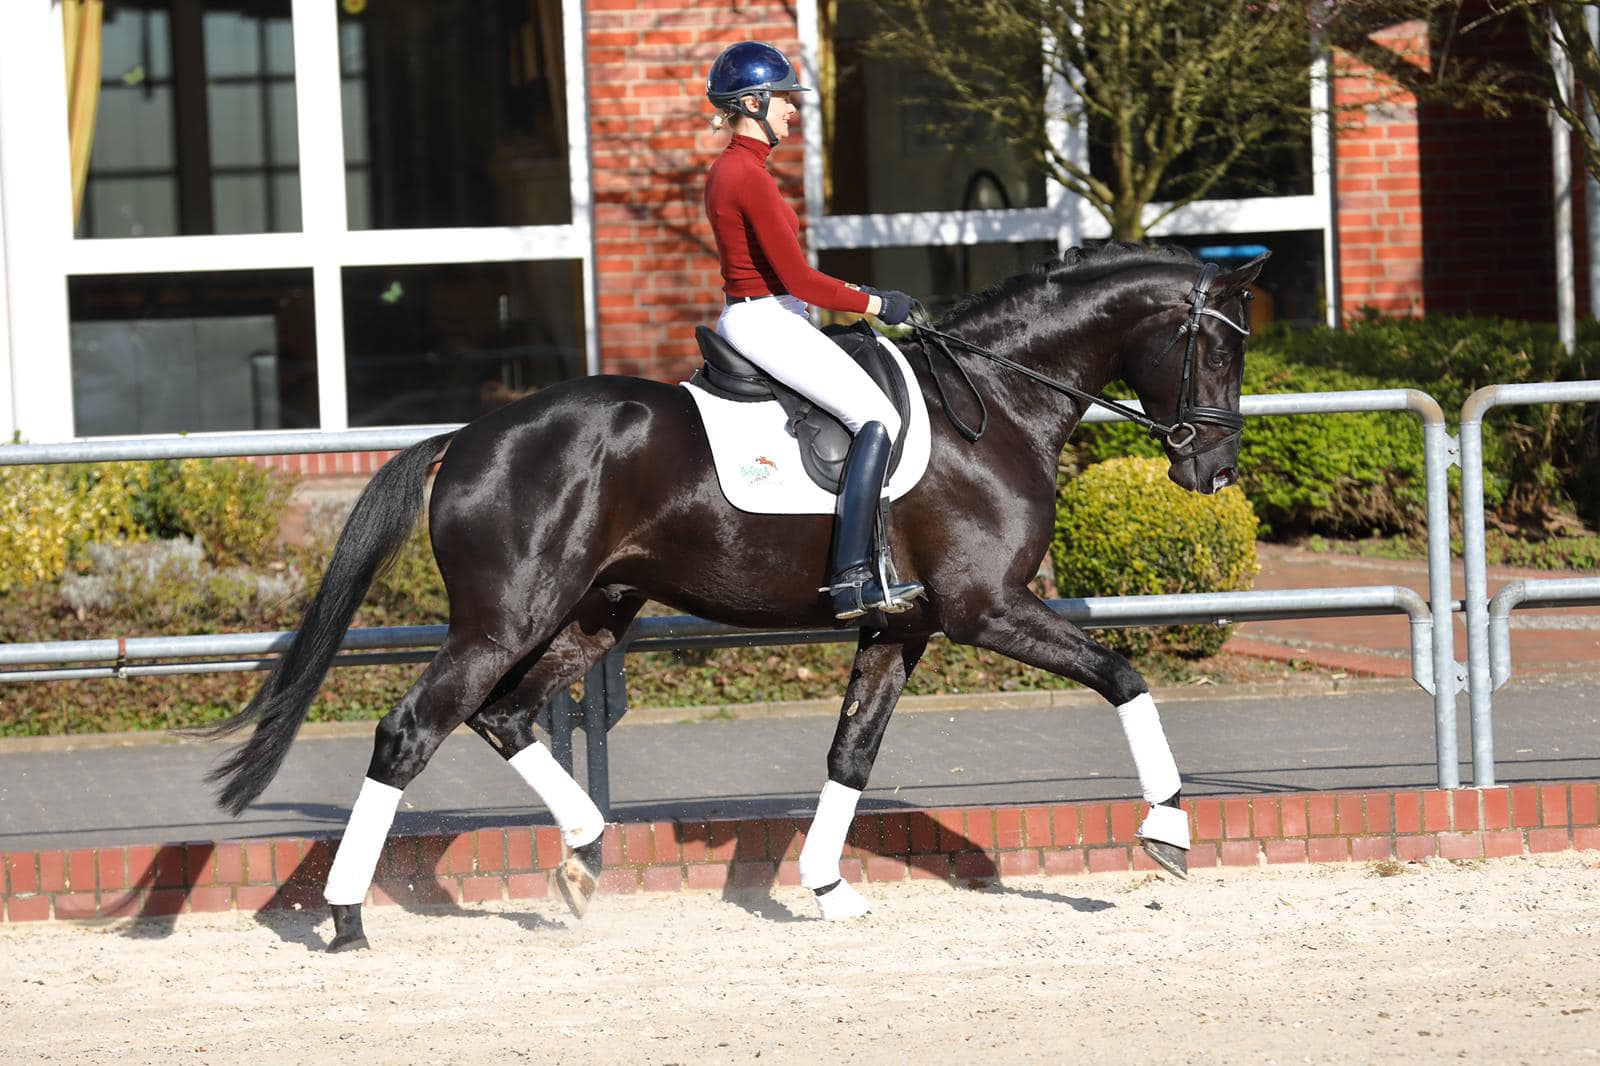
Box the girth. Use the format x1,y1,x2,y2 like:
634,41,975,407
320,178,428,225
689,322,911,494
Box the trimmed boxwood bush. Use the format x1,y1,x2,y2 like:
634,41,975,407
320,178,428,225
1053,456,1259,657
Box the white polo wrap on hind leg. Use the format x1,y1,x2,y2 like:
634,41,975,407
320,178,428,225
1116,692,1190,849
798,779,861,889
324,777,403,906
508,742,604,847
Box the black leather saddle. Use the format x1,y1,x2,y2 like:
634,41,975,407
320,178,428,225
689,321,912,494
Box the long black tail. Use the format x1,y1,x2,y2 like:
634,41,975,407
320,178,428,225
205,432,456,816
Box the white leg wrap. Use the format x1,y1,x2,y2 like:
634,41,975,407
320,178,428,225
508,742,604,848
324,778,403,906
798,780,862,890
1116,692,1182,804
1138,803,1191,850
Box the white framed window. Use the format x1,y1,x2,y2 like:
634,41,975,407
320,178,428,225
796,0,1338,327
0,0,596,443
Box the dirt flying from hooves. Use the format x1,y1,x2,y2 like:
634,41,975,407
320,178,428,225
3,853,1598,1064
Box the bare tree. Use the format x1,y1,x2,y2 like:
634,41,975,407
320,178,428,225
1495,2,1600,182
867,0,1521,240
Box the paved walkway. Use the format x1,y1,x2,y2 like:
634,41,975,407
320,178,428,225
1228,544,1600,677
1,546,1595,853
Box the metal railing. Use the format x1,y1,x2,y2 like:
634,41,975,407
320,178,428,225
1458,380,1600,786
0,387,1487,793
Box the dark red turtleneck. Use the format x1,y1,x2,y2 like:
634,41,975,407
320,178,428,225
704,135,870,313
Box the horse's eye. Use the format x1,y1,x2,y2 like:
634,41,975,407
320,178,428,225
1208,347,1231,369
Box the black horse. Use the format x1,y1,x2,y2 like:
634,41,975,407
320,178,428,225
207,242,1264,949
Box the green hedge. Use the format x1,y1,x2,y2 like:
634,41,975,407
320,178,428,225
1077,352,1435,536
1258,314,1598,529
1053,456,1259,657
1076,314,1600,536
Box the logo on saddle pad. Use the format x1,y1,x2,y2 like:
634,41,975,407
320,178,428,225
739,455,779,484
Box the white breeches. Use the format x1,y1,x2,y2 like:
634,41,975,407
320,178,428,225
716,294,902,441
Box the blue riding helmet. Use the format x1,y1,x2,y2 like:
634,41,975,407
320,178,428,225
706,41,810,147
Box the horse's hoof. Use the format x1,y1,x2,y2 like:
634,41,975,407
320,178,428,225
327,902,369,951
557,857,598,919
1139,838,1189,880
813,879,871,921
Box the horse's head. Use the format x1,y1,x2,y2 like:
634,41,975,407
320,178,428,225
1119,254,1267,495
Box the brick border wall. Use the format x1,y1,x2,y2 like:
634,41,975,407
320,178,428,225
249,451,399,478
4,783,1596,923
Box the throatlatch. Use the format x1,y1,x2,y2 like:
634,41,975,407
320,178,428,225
824,421,924,621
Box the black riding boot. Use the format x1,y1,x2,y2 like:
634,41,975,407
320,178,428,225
826,421,925,621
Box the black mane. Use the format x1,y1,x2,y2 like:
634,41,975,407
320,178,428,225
941,241,1198,327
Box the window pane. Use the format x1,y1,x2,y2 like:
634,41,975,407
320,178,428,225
818,240,1059,319
340,0,572,229
343,261,586,427
1157,230,1325,326
75,1,299,239
824,1,1046,214
208,83,267,167
69,270,319,436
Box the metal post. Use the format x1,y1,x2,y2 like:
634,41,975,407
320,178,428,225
1552,15,1577,353
580,660,611,817
1420,417,1461,788
549,691,577,777
1458,412,1494,786
602,647,629,730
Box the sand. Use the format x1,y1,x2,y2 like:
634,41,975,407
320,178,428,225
3,853,1598,1065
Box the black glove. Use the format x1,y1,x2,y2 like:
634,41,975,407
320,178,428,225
868,288,913,326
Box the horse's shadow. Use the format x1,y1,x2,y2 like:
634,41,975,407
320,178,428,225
107,834,562,949
108,799,1113,945
681,801,1117,922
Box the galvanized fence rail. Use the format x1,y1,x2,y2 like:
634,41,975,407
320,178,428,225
1458,380,1600,787
0,388,1473,795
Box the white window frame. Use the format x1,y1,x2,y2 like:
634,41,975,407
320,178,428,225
0,0,597,443
795,0,1339,327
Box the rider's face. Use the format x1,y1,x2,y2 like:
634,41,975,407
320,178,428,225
742,91,798,140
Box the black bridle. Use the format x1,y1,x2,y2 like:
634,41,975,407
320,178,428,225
906,262,1250,456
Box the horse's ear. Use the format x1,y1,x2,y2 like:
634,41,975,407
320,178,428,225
1215,251,1269,295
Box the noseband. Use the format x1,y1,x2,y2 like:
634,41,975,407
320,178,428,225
906,263,1250,453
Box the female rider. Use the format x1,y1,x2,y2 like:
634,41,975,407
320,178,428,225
704,40,924,622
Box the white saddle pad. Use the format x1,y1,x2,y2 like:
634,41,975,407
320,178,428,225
680,337,932,515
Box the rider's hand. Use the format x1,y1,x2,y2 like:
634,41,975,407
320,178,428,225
873,289,913,326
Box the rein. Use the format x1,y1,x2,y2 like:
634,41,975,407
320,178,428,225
905,263,1250,453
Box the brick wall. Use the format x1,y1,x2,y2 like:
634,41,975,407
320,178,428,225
1334,22,1429,318
250,451,398,478
586,0,805,382
5,784,1597,922
1334,14,1569,322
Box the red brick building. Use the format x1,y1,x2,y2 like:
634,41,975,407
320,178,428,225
0,1,1577,468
